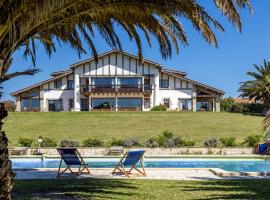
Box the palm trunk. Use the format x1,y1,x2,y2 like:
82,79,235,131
0,103,13,200
262,99,270,116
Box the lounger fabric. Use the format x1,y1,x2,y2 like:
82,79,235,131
57,147,90,177
112,150,146,177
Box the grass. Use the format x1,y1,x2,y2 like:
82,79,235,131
5,112,263,147
13,179,270,199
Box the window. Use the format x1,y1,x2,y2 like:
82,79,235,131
31,99,40,109
118,98,142,108
118,78,141,87
91,98,115,110
179,99,192,111
48,100,63,111
91,78,114,87
144,98,150,108
21,99,30,111
69,99,74,110
163,98,170,108
159,79,169,88
196,102,212,111
21,98,40,111
80,99,89,111
67,80,74,89
54,79,62,89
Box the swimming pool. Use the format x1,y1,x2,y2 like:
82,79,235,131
11,157,270,172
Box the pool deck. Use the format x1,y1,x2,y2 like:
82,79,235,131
14,168,270,180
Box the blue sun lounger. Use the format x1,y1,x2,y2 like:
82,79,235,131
255,144,269,154
57,148,90,177
112,150,146,177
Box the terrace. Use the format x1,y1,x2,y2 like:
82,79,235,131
80,84,152,95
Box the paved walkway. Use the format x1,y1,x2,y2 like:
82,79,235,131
14,168,270,180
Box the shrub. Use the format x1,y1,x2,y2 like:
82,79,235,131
220,98,234,112
174,137,196,147
246,103,264,114
204,138,220,147
181,140,196,147
60,139,80,147
162,130,174,139
150,105,167,111
242,134,262,147
164,139,175,148
156,130,174,146
83,138,103,147
219,137,237,147
18,137,34,147
144,140,159,148
122,139,139,147
42,137,57,147
230,103,248,113
110,138,124,146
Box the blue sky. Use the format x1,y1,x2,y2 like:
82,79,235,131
3,1,270,100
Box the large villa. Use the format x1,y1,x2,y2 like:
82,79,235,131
11,50,224,112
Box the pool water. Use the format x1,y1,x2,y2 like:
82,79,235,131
11,158,270,172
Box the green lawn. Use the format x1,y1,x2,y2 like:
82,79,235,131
5,112,263,147
13,179,270,199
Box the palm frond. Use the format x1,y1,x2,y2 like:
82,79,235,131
0,0,252,82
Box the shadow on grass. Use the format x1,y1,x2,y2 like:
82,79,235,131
13,179,138,200
172,179,270,200
13,179,270,200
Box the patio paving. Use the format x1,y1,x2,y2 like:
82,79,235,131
14,168,270,180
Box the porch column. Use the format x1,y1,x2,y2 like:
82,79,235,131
15,96,21,112
74,72,81,111
154,72,159,106
192,86,197,112
212,98,216,112
215,97,221,112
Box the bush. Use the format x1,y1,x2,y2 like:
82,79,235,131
18,137,34,147
42,137,57,147
82,138,103,147
181,140,196,147
220,98,234,112
144,140,159,148
122,139,139,147
156,130,174,146
110,138,124,146
230,103,248,113
150,105,167,111
204,138,220,147
60,139,80,147
246,103,264,114
164,139,175,148
219,137,237,147
242,134,262,147
174,137,196,147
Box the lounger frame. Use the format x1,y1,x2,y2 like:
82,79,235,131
57,148,90,177
112,151,146,177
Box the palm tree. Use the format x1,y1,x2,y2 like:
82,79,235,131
0,0,251,199
239,60,270,115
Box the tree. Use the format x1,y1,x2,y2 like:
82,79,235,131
0,0,252,199
1,100,16,112
239,60,270,115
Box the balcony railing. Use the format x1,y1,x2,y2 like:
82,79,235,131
80,84,152,94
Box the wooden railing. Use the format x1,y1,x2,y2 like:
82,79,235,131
80,84,152,94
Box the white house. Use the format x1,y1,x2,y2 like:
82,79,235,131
11,50,224,112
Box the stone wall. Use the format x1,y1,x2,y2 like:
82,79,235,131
10,147,255,156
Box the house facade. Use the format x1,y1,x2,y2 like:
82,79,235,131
11,50,224,112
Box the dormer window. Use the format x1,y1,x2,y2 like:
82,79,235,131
54,79,62,89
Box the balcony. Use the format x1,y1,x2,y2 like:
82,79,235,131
80,84,152,95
